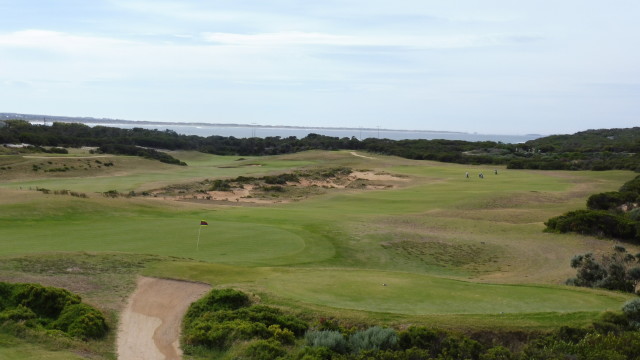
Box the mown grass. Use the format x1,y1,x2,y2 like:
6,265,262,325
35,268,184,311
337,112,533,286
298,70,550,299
0,150,638,337
142,261,632,329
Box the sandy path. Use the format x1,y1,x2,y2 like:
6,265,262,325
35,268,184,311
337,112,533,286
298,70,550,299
117,277,211,360
350,151,376,159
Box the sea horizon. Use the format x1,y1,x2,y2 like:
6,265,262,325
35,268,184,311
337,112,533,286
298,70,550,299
79,121,542,143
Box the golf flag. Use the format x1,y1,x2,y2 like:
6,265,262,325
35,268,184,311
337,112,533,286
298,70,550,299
200,220,208,226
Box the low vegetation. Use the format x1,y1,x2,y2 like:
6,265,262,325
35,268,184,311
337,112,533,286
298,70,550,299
546,175,640,242
568,245,640,293
182,289,307,356
0,282,108,340
183,288,640,359
96,144,186,166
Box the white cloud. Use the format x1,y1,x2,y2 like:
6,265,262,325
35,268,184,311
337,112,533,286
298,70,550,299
201,31,540,49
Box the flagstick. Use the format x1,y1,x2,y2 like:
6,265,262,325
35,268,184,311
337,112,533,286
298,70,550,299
197,225,202,250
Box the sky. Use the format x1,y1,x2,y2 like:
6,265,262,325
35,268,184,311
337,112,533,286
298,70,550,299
0,1,639,135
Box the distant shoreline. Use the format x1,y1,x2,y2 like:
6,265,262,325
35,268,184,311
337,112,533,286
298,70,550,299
0,112,542,137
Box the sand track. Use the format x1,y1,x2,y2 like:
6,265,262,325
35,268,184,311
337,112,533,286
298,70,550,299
117,277,210,360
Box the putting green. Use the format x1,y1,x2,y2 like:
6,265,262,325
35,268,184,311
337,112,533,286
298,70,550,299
260,268,631,315
0,216,324,265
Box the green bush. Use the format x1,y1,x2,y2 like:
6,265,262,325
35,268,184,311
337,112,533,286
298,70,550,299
210,179,232,191
555,326,590,343
348,326,398,353
623,298,640,329
0,282,107,340
0,282,13,311
398,326,447,354
184,319,270,349
183,288,309,353
264,173,299,184
587,191,638,210
292,346,334,360
305,330,348,354
269,324,295,344
185,289,250,319
0,304,37,322
11,283,81,319
592,311,629,333
243,339,286,360
545,209,638,241
480,346,514,360
620,175,640,194
52,303,108,339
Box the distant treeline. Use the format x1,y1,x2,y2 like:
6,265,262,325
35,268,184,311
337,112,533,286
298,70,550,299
1,120,639,171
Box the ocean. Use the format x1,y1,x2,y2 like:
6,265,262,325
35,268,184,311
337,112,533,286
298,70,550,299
79,123,541,143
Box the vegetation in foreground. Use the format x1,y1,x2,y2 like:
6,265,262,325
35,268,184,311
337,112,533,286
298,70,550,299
0,282,108,359
182,288,640,360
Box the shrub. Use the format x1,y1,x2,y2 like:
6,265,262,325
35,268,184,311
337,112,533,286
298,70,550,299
568,246,640,293
185,289,250,319
269,324,295,344
11,283,81,319
0,304,37,322
261,185,284,192
439,336,483,360
264,173,299,184
293,346,334,360
53,303,108,339
545,209,637,241
243,339,286,360
348,326,398,353
592,311,629,334
183,319,269,349
398,326,447,354
620,175,640,194
623,298,640,329
629,208,640,221
555,326,589,343
305,330,348,354
182,288,309,353
210,179,232,191
0,282,108,340
587,192,638,211
480,346,514,360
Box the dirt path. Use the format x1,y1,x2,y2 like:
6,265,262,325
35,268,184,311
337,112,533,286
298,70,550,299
117,277,210,360
350,151,376,159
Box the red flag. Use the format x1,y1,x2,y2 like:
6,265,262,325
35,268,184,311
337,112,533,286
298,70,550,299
200,220,208,226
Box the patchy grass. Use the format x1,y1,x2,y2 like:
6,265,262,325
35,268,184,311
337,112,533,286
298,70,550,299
0,332,87,360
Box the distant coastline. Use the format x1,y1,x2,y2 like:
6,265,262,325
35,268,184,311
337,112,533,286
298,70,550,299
0,112,541,137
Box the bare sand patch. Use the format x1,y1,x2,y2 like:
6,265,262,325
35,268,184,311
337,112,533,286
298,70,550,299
350,151,376,159
117,277,210,360
350,171,408,182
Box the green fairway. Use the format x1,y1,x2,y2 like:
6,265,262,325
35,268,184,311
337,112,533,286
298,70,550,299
258,268,631,315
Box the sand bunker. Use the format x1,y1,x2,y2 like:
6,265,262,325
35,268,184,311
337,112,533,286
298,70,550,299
117,277,210,360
